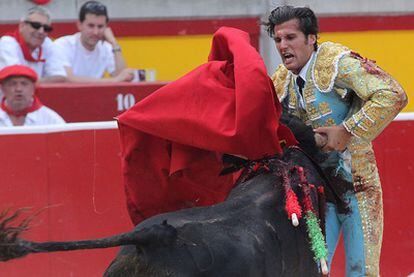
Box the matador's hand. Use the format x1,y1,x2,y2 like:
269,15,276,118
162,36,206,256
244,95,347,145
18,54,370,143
313,124,352,152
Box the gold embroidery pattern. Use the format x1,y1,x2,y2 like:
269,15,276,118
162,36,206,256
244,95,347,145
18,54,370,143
304,87,316,103
271,64,290,101
325,118,336,126
302,66,321,121
339,55,407,141
313,42,350,92
348,139,383,276
318,102,332,116
307,103,321,121
288,79,297,109
311,121,323,128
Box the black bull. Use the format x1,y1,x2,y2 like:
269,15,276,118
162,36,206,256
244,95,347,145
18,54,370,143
0,116,338,276
105,148,326,277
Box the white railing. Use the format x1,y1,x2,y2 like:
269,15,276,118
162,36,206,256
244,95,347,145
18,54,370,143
0,121,118,135
0,112,412,135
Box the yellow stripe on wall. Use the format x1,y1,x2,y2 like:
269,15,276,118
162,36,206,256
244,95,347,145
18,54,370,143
320,30,413,111
118,30,412,112
118,35,213,82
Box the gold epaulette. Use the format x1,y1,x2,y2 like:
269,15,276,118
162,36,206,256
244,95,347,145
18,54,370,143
271,64,291,101
312,41,350,92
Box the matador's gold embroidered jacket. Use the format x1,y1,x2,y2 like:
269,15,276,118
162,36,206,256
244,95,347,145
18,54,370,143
271,41,407,276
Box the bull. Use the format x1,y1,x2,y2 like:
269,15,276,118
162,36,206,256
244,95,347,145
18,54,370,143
0,115,342,276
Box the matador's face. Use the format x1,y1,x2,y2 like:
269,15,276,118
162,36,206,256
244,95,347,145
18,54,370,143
273,19,315,74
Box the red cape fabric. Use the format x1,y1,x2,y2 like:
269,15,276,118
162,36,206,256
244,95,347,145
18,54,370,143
117,27,297,225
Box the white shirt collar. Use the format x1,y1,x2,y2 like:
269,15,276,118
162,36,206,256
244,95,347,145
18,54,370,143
0,108,40,127
294,51,315,82
0,109,12,126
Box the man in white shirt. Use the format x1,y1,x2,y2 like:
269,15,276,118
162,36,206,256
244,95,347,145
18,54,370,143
0,65,65,126
0,6,66,83
54,1,134,83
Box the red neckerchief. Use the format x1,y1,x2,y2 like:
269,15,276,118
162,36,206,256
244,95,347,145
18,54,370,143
1,96,43,117
7,30,45,62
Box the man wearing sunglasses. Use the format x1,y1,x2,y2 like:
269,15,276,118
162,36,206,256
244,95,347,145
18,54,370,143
0,6,66,83
54,1,134,82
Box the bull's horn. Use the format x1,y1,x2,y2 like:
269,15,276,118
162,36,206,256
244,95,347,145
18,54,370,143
320,258,329,275
292,213,299,227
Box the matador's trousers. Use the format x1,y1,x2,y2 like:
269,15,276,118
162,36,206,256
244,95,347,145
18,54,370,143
326,142,383,277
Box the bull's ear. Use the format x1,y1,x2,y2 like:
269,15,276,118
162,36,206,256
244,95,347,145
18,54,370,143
221,154,248,166
219,166,239,176
220,154,249,176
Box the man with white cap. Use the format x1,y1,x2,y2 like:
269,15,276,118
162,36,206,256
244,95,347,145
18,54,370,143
0,65,65,126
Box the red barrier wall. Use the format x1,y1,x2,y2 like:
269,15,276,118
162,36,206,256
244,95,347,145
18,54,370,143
0,125,132,276
36,82,166,123
0,119,413,276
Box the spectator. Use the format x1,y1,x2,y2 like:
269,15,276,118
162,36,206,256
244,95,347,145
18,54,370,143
0,65,65,126
54,1,134,82
0,6,66,83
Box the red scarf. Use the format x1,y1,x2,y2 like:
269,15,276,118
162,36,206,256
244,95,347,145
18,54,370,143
1,96,43,117
7,30,45,62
